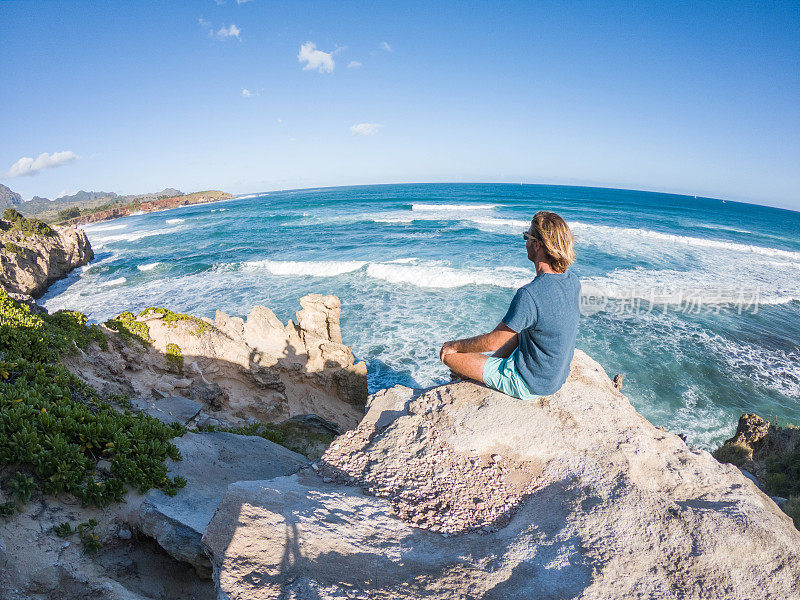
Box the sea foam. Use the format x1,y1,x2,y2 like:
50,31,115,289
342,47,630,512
241,259,367,277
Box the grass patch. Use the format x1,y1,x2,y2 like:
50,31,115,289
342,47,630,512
139,307,211,336
0,289,185,513
104,311,153,347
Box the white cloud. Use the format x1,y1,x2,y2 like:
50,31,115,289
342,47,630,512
199,18,241,40
347,60,362,69
298,41,334,73
242,88,254,97
216,24,241,39
380,41,392,52
7,151,78,178
350,123,382,136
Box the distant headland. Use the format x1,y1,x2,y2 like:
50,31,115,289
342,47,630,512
0,183,233,226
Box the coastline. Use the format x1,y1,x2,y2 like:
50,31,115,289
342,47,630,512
2,220,800,598
62,190,234,227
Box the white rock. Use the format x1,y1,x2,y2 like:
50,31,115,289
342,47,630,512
203,350,800,599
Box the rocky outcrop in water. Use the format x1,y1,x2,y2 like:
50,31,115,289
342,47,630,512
203,350,800,600
0,222,93,298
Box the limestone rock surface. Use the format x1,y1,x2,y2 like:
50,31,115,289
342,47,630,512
128,431,307,578
203,350,800,600
0,224,93,298
64,294,369,431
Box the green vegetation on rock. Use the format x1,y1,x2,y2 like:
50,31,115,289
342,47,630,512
205,420,334,459
104,311,153,347
53,518,103,553
2,208,54,237
165,342,184,373
0,289,185,513
711,443,750,468
0,289,108,361
2,242,23,255
139,307,211,336
713,416,800,531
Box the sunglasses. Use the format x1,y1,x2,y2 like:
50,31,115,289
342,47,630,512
522,231,538,242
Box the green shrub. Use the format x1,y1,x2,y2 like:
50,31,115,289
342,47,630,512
3,242,22,255
207,422,286,446
2,208,54,237
0,290,108,362
783,496,800,529
56,207,81,222
165,342,184,373
53,519,102,553
3,208,23,222
104,311,153,347
6,471,36,503
764,442,800,498
0,290,186,511
712,443,751,468
0,501,16,517
139,307,211,336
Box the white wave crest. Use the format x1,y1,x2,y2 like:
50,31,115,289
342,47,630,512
99,277,126,287
166,218,185,224
137,262,162,271
91,226,181,245
80,223,128,233
366,262,533,289
373,217,414,223
569,221,800,261
241,259,367,277
580,267,799,307
411,203,498,212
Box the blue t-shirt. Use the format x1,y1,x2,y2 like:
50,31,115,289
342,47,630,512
501,270,581,395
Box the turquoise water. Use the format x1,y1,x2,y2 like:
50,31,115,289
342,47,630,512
39,183,800,448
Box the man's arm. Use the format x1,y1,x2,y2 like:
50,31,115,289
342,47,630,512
491,331,520,358
440,323,518,360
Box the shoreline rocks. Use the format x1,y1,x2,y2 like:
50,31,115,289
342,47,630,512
0,223,93,298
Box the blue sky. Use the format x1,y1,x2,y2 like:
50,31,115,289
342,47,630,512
1,1,798,209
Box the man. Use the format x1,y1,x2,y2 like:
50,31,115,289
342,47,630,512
440,211,580,400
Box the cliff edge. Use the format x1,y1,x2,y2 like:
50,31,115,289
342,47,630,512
0,211,93,299
203,350,800,600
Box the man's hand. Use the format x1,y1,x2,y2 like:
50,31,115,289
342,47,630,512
440,341,458,363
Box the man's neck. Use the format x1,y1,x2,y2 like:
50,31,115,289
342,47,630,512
535,260,557,275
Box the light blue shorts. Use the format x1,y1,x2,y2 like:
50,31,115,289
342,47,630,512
482,348,541,401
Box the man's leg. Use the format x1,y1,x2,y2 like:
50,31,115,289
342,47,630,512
442,351,488,383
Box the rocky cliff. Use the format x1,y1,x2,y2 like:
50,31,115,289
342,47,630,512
203,350,800,600
0,219,93,299
0,184,23,209
66,294,368,432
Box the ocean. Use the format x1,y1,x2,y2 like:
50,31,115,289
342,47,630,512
39,183,800,448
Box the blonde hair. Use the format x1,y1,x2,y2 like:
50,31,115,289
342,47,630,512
530,211,575,273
